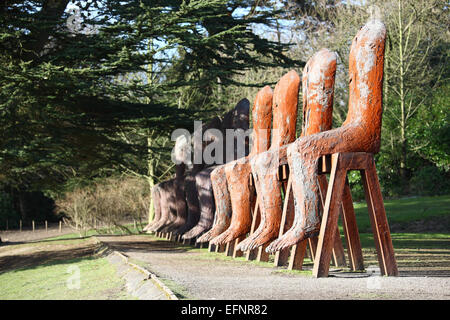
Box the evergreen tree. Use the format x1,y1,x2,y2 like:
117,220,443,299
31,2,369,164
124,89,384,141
0,0,297,193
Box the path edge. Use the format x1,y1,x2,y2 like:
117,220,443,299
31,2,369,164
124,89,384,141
94,236,178,300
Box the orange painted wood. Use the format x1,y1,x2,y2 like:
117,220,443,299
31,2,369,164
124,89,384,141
233,235,246,258
361,158,398,276
245,194,261,261
274,178,295,266
318,174,347,267
340,181,365,271
313,153,347,277
308,236,318,260
332,229,346,267
256,244,270,262
225,241,235,256
313,152,397,277
287,240,308,270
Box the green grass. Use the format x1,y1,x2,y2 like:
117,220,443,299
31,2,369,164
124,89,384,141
0,255,136,300
356,232,450,250
352,194,450,232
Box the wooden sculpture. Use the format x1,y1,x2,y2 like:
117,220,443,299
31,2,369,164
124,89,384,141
266,20,387,253
182,165,217,239
197,87,273,244
210,81,296,246
148,179,175,233
160,135,190,234
182,101,250,240
237,49,337,252
173,116,222,236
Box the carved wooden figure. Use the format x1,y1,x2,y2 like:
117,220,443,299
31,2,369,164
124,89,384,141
159,179,179,234
266,20,387,253
149,179,176,233
238,49,337,252
182,101,250,240
182,166,217,239
174,116,223,236
162,135,190,234
208,85,278,246
196,165,232,243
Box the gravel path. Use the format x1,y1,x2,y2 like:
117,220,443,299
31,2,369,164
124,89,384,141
97,235,450,300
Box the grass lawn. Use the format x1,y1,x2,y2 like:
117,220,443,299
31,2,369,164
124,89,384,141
0,238,136,300
352,194,450,232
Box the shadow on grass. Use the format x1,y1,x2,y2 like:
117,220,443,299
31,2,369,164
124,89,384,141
101,240,191,255
0,243,100,274
340,232,450,277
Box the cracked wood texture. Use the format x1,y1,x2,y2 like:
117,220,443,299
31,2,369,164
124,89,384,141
175,116,223,236
237,70,302,252
206,86,273,246
266,20,387,253
273,49,338,265
182,99,250,239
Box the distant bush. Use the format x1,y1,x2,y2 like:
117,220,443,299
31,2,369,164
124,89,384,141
55,176,150,235
410,166,450,196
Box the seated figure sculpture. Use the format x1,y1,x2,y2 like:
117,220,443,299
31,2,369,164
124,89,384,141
160,135,190,234
149,179,176,232
159,181,178,233
266,20,387,253
210,71,300,246
197,86,273,243
176,100,250,236
172,116,222,236
182,99,250,239
237,48,337,252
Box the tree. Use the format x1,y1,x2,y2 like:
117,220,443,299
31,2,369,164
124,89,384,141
0,1,296,186
0,1,298,222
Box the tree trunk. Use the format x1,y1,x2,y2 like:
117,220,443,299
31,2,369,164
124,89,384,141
147,134,155,224
398,0,408,192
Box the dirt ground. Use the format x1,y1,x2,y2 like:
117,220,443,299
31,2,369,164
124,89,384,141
0,236,100,273
0,224,75,244
97,234,450,300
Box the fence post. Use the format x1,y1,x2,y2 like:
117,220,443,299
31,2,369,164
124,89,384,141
6,219,8,230
20,220,22,232
45,220,48,232
59,221,62,233
32,220,35,232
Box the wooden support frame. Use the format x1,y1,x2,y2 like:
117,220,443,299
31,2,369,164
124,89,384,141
244,175,269,262
312,152,398,277
275,162,347,270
